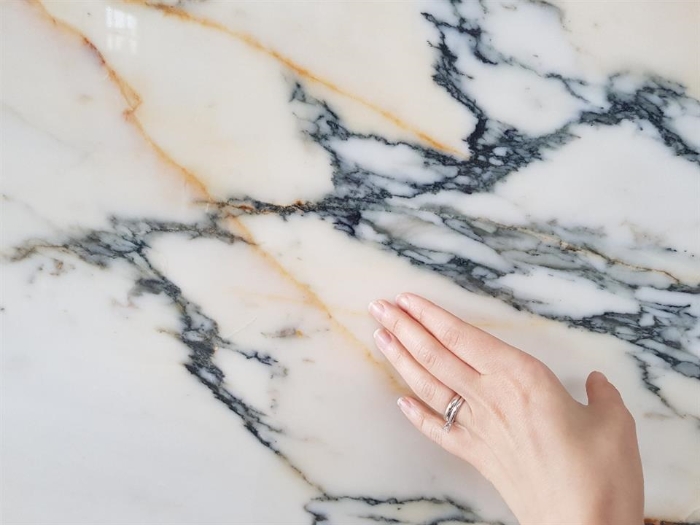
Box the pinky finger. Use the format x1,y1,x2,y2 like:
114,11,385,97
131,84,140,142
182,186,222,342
397,396,470,458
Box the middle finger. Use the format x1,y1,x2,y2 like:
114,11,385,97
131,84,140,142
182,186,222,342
369,300,479,396
374,327,469,422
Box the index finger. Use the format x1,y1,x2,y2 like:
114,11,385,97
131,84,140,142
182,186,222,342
395,293,527,374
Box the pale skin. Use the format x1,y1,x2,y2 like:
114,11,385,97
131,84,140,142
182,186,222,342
369,293,645,525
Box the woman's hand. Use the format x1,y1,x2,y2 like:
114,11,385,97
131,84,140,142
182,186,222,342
369,293,644,525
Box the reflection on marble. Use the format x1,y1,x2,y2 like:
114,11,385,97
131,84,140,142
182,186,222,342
1,0,699,523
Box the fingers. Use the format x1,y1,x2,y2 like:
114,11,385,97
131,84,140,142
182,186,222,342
585,372,637,434
369,300,479,397
585,371,623,407
395,293,527,374
374,328,473,425
396,396,471,458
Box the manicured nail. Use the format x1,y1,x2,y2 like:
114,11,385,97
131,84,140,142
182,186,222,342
373,328,392,349
395,293,410,310
397,397,414,414
368,300,385,319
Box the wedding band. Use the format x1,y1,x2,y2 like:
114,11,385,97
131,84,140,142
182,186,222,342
443,394,464,432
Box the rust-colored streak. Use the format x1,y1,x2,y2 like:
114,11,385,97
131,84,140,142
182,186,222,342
232,217,386,368
122,0,464,157
29,0,395,385
18,4,700,521
81,38,141,110
128,115,211,199
29,0,210,198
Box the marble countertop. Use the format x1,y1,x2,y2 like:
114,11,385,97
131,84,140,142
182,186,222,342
2,0,699,523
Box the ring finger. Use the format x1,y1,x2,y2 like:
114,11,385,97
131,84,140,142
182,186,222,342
374,328,473,428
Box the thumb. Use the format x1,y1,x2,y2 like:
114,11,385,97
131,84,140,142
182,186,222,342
585,371,622,407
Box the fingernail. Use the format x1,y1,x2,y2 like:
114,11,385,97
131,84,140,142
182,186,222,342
373,328,391,348
368,300,385,319
397,397,414,414
395,293,410,310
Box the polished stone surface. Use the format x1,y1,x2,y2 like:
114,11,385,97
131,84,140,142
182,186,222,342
2,0,699,523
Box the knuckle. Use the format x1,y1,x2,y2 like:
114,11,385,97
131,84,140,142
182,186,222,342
387,315,402,334
413,304,428,324
416,343,438,369
415,377,437,402
511,383,533,410
487,399,509,425
519,356,550,385
520,356,543,375
441,325,463,350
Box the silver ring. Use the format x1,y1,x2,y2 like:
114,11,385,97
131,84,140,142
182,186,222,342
443,394,464,432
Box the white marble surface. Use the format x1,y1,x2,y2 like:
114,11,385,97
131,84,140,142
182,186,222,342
1,1,699,523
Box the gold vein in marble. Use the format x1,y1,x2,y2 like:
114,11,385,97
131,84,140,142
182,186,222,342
121,0,466,158
29,0,399,392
